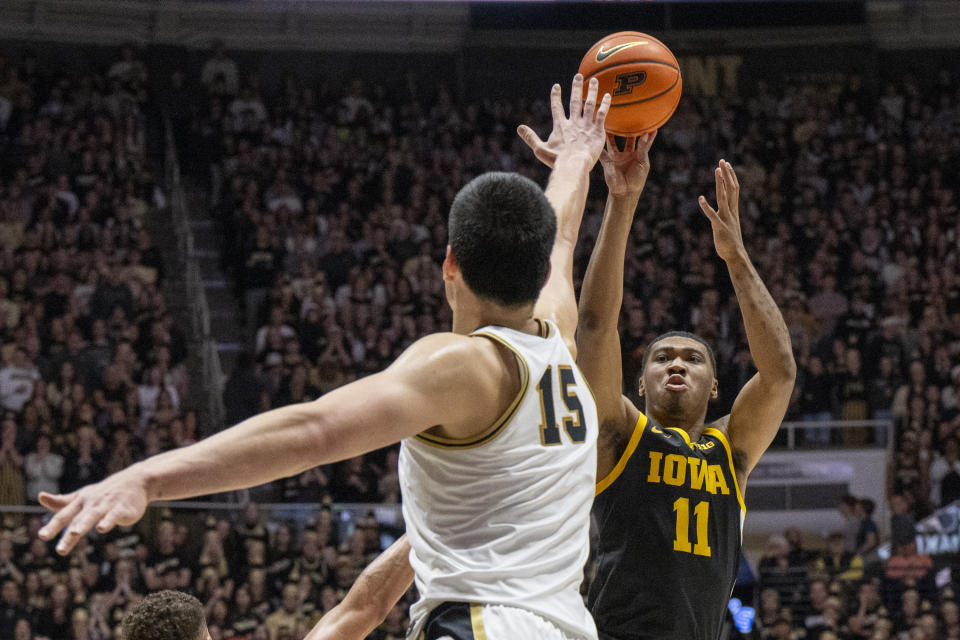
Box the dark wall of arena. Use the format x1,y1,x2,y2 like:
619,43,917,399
0,37,888,104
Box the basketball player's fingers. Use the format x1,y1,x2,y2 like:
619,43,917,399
38,490,76,511
583,77,598,119
640,130,658,154
594,93,611,127
548,83,564,128
57,503,109,554
721,163,739,213
723,160,740,193
95,506,124,534
632,135,648,161
606,133,617,152
38,494,82,540
698,196,720,222
516,125,545,153
718,165,733,212
569,74,584,118
550,116,563,139
715,167,727,212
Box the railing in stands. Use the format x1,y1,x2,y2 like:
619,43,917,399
164,116,226,437
746,419,894,537
776,419,894,452
0,502,404,544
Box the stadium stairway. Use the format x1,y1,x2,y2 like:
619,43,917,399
182,183,245,380
142,174,237,434
141,188,207,422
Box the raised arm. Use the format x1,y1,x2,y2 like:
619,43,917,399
578,135,656,418
305,535,414,640
699,161,796,484
38,334,507,554
519,74,610,356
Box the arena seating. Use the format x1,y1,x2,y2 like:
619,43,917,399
0,41,958,639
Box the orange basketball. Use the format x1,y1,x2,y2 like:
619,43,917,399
578,31,682,136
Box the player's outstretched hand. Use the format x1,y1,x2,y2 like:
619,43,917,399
517,74,611,169
37,470,149,555
599,130,657,198
698,159,745,263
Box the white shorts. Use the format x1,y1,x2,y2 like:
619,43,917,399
410,601,596,640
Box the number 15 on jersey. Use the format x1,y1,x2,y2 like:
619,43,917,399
536,365,587,446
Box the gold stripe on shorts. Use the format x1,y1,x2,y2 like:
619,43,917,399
470,603,488,640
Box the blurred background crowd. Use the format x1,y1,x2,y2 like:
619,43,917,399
0,34,958,640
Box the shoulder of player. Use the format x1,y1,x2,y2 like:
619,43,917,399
389,332,509,391
598,398,643,458
387,333,519,437
707,414,730,433
395,331,504,364
604,396,642,438
703,414,748,475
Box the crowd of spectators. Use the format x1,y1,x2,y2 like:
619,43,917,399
0,38,958,639
0,46,207,639
1,504,409,640
0,45,192,507
752,493,960,640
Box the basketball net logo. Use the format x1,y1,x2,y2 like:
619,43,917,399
595,41,646,62
613,71,647,96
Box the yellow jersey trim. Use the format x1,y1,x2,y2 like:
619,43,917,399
703,427,747,514
470,603,488,640
414,331,530,450
596,412,648,496
666,426,693,448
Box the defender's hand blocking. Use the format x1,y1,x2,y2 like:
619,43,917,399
698,160,746,263
517,74,611,169
599,131,657,198
38,470,149,554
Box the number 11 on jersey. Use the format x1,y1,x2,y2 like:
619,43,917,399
673,497,712,557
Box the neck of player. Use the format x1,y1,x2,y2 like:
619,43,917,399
451,293,539,336
646,402,709,441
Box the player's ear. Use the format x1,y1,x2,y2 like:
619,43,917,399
637,377,646,398
442,246,458,282
710,377,718,400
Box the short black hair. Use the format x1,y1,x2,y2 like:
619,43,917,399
641,331,718,375
448,172,556,307
122,590,206,640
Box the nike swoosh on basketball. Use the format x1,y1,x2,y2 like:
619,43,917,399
596,41,646,62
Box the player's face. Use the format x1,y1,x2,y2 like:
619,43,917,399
639,337,717,423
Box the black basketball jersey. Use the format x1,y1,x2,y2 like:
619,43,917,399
588,413,745,640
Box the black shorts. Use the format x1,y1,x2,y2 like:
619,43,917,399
418,602,486,640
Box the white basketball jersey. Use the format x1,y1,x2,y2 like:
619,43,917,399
399,320,599,639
